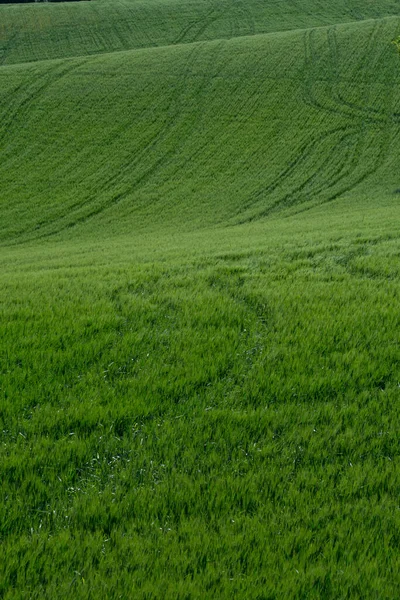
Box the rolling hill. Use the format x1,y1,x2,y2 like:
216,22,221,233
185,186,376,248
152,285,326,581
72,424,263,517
1,16,400,244
1,1,400,597
2,0,400,65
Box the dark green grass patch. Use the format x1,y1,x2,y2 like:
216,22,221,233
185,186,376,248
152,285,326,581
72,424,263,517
2,0,400,66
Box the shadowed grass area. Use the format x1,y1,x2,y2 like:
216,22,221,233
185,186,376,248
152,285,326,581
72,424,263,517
2,0,400,65
2,1,400,597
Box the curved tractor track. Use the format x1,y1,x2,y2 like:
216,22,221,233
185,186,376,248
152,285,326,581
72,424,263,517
238,18,400,222
1,15,400,242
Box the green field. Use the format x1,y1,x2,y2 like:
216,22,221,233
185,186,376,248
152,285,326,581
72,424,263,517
2,1,400,597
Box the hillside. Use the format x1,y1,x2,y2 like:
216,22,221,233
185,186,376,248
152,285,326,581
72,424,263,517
1,16,400,244
2,1,400,598
2,0,400,65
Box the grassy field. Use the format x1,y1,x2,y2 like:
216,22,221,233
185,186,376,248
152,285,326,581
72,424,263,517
2,0,400,65
2,1,400,598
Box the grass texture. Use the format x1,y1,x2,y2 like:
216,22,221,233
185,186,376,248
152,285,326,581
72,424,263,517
2,1,400,598
2,0,400,65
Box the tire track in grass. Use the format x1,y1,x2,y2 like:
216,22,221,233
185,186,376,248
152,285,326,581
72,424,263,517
250,128,362,218
304,22,399,124
327,22,400,124
173,5,222,45
0,62,175,242
256,119,395,219
241,122,383,221
174,0,255,46
163,19,399,225
230,2,241,40
194,37,366,218
326,24,377,120
204,262,273,405
292,25,375,207
302,27,358,120
14,42,230,241
0,53,180,243
118,4,158,50
251,119,393,220
302,26,382,124
0,58,88,150
320,23,398,203
235,125,354,218
19,43,206,238
162,42,277,186
154,44,273,219
0,73,35,135
63,41,229,225
311,22,398,204
334,22,400,121
84,43,219,199
4,40,200,242
245,0,256,37
239,21,399,220
323,99,396,206
243,26,369,218
4,18,399,239
110,37,279,218
191,1,244,43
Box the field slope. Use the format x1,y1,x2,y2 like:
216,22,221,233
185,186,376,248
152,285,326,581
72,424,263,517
1,1,400,598
2,0,400,65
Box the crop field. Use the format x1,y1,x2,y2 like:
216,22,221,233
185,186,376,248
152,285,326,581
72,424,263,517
1,0,400,597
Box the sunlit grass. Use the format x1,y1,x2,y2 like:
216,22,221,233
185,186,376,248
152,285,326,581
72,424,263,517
2,204,400,597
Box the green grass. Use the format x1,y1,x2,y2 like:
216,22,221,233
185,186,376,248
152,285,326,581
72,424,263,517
2,1,400,597
2,0,400,65
2,17,400,244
